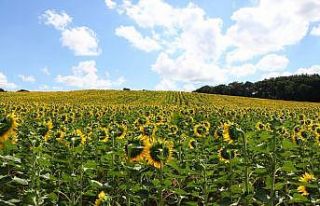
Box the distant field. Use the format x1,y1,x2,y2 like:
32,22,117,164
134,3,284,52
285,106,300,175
1,90,320,205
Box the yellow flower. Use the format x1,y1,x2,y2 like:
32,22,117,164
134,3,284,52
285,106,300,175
107,123,127,140
297,185,309,196
145,138,173,169
218,147,238,163
43,120,53,142
299,172,315,183
223,123,241,144
0,113,18,147
255,122,265,130
193,123,209,138
188,138,196,149
95,191,108,206
98,191,106,200
125,135,149,162
214,127,223,140
76,129,87,145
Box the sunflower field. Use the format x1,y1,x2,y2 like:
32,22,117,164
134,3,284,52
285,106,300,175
1,90,320,205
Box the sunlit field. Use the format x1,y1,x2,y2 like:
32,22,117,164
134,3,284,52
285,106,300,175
1,90,320,205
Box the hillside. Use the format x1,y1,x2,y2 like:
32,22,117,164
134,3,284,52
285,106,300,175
1,90,319,109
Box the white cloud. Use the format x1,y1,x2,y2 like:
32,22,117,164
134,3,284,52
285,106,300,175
0,72,17,89
182,83,196,92
152,52,226,83
256,54,289,72
155,79,177,91
226,0,320,63
55,61,124,89
295,65,320,74
41,67,50,75
111,0,228,88
61,27,101,56
18,74,36,83
107,0,320,89
105,0,117,9
115,26,161,52
40,10,72,31
229,64,256,77
41,10,101,56
260,71,292,80
310,24,320,36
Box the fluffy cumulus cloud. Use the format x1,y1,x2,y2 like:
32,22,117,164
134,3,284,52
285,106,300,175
61,27,101,56
55,61,125,89
0,72,17,89
41,10,101,56
115,26,161,52
105,0,320,90
226,0,320,63
108,0,228,89
18,74,36,83
40,10,72,30
256,54,289,72
295,65,320,74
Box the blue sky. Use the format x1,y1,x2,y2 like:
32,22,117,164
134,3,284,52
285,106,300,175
1,0,320,91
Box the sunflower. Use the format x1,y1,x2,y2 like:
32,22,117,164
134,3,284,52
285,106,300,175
188,138,197,149
139,123,157,138
255,122,265,130
76,129,87,145
218,147,238,163
223,123,241,144
297,172,316,196
193,123,209,138
293,125,301,134
299,172,315,183
125,135,148,162
0,113,18,147
107,123,127,140
297,129,310,140
169,125,179,135
214,127,223,140
94,191,110,206
42,120,53,142
297,185,309,196
145,138,173,169
97,127,109,142
134,116,149,127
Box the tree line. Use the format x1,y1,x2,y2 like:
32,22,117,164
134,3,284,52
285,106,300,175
194,74,320,102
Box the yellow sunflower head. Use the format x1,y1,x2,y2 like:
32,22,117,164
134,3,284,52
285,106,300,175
145,138,173,169
214,127,223,140
125,135,148,162
108,123,127,140
193,123,209,138
139,123,157,137
255,122,265,131
223,123,242,144
188,138,197,149
169,125,179,135
299,172,315,183
0,113,18,145
218,147,238,163
297,185,309,196
297,172,316,197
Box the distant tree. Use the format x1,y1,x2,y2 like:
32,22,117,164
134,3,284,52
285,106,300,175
0,88,5,92
123,88,130,91
17,89,30,92
194,74,320,102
